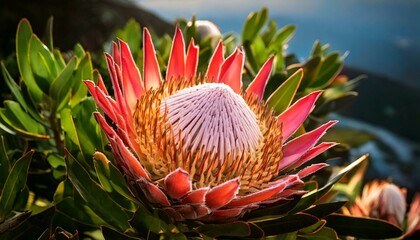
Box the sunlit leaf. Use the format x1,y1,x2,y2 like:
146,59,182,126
267,25,296,53
45,16,54,51
115,18,142,54
1,62,44,124
29,34,57,92
266,68,303,114
0,150,33,222
61,98,104,166
242,8,268,43
70,52,92,108
93,152,137,211
16,19,45,103
49,57,77,109
55,197,108,227
291,155,369,213
65,151,131,232
130,208,170,237
0,101,49,140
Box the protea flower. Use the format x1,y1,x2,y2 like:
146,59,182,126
85,27,337,222
343,180,420,237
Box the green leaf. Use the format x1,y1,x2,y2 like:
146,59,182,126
242,8,268,42
266,68,303,114
93,152,137,211
243,196,302,220
267,25,296,53
311,52,344,89
49,57,77,109
74,43,86,59
45,16,54,51
101,226,140,240
198,221,262,238
261,20,277,45
65,151,131,232
115,18,141,54
0,137,10,191
298,220,326,234
300,56,321,89
52,49,66,72
0,150,33,222
55,197,108,227
70,53,92,107
0,207,54,240
291,155,369,213
303,201,347,219
1,62,44,124
130,208,170,237
0,211,31,234
29,34,57,91
16,19,45,103
61,98,105,166
299,226,338,240
0,101,49,140
264,232,297,240
325,214,402,239
254,213,319,236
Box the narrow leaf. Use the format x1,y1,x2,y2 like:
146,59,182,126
16,19,44,103
254,213,319,235
0,207,54,240
0,101,49,140
101,226,141,240
0,150,33,222
65,151,131,232
303,201,347,219
198,221,256,238
49,57,77,104
0,137,10,190
1,62,44,124
325,214,402,239
266,69,303,114
29,34,57,90
291,155,369,213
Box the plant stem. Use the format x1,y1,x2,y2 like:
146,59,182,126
49,115,63,155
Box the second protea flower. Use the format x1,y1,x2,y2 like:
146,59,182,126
85,27,337,221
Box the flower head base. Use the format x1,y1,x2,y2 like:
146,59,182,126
85,27,337,221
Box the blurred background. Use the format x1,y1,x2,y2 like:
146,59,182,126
1,0,419,191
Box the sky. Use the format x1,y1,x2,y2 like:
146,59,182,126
137,0,420,88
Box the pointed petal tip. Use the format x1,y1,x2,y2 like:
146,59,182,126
297,163,329,179
246,56,274,99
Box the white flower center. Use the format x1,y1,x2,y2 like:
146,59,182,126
160,83,261,159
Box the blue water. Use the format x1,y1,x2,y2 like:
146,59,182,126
137,0,420,88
